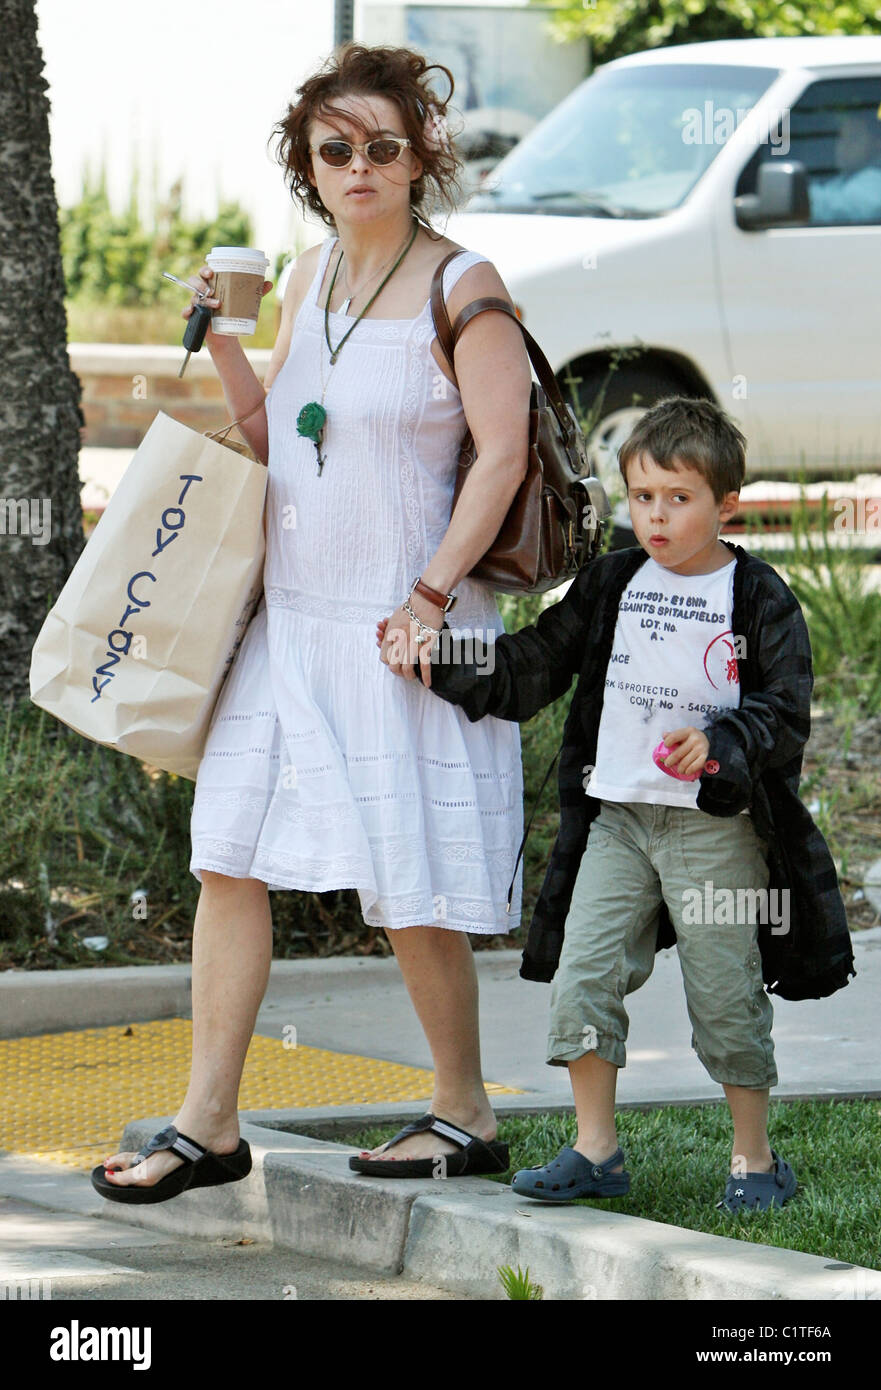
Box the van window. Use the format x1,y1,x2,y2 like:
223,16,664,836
735,76,881,227
468,63,779,217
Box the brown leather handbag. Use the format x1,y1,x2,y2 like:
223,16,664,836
430,250,610,594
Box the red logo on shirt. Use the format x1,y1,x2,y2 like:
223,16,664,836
704,631,740,690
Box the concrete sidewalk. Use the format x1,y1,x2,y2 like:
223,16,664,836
249,933,881,1103
4,932,879,1102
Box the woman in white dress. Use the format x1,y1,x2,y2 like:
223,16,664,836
95,43,531,1197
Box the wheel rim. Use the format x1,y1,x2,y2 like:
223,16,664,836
586,406,647,493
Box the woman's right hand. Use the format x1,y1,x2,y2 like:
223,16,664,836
182,264,273,344
182,264,223,342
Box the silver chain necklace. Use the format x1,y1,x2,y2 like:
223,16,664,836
338,246,400,315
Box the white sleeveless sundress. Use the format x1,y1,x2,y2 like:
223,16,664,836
188,235,525,932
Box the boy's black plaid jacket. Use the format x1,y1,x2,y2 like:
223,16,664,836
416,542,855,1000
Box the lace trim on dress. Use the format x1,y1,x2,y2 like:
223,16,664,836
347,750,514,781
264,584,505,639
264,586,390,624
214,710,276,723
203,747,282,760
195,778,516,816
362,895,518,930
264,583,504,638
401,313,435,568
194,790,271,814
193,833,518,875
194,838,371,880
190,843,522,932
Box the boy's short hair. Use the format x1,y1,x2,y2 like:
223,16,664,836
618,395,747,502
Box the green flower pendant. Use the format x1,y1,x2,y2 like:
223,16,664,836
296,401,327,474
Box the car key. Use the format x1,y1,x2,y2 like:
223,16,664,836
177,301,213,377
161,271,214,378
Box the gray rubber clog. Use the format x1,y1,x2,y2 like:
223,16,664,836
716,1149,798,1213
511,1145,630,1202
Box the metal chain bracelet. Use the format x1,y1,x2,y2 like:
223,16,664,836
403,599,441,647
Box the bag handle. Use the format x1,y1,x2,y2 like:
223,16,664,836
430,251,574,435
204,392,267,447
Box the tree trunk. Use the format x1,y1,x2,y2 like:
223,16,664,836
0,0,85,707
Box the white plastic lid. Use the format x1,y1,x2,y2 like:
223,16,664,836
207,246,269,268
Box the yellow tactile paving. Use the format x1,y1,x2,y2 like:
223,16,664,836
0,1019,521,1173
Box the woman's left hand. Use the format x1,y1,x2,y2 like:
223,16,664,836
377,598,445,689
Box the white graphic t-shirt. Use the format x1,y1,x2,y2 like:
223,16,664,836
586,556,741,808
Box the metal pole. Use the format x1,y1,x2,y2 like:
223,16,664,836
334,0,355,46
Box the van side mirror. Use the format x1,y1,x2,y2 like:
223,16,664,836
734,160,810,230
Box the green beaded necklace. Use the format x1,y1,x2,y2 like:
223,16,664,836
296,215,419,475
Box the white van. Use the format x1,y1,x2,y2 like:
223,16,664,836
443,36,881,492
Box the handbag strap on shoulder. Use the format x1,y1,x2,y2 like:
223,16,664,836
430,251,573,433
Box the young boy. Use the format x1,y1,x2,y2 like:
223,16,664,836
397,395,854,1212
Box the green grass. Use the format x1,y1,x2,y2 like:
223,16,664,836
341,1099,881,1271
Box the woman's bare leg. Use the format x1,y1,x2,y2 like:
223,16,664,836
102,871,272,1188
360,924,497,1162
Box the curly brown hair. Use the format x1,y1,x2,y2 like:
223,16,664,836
618,396,747,502
268,43,465,237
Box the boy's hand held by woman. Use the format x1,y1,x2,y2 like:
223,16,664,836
377,595,445,688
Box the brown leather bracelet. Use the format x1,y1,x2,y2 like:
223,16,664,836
410,576,457,612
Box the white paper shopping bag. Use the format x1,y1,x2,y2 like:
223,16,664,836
29,411,267,780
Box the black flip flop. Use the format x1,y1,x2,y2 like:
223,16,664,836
91,1123,252,1204
348,1112,509,1178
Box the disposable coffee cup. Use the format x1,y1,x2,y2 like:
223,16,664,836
206,246,270,335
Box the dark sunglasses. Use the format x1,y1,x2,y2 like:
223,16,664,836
310,137,412,168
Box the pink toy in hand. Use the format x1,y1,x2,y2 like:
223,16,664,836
653,740,701,782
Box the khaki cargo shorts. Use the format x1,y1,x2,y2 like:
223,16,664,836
547,799,778,1088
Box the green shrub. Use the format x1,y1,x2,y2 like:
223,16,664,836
763,495,881,715
60,163,255,308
